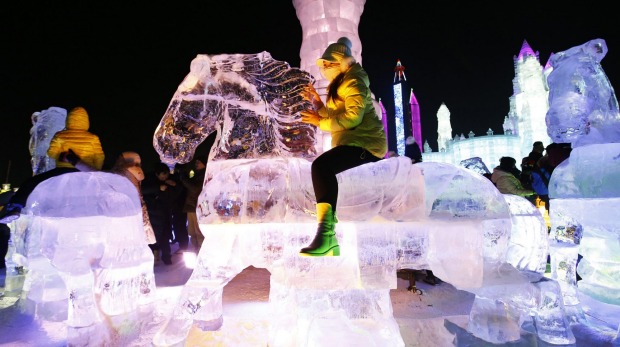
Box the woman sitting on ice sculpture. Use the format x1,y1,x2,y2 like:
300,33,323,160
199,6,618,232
298,37,387,256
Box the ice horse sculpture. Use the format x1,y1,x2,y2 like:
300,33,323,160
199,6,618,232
152,52,572,346
8,172,156,345
546,38,620,332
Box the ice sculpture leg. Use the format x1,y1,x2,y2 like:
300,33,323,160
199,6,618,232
551,198,620,306
467,294,524,343
153,229,247,346
503,194,549,274
5,216,69,321
534,278,575,344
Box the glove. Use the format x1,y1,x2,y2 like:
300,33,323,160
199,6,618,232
59,149,80,166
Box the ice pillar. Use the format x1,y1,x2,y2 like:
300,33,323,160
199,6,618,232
293,0,366,97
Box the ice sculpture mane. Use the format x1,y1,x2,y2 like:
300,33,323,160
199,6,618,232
546,38,620,147
153,52,317,165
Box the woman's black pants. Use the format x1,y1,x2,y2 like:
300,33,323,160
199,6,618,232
311,145,382,212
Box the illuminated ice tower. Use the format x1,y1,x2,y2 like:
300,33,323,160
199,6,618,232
410,89,422,152
436,103,452,152
393,60,412,156
508,39,553,155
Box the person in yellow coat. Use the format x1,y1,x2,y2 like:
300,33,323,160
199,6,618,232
0,106,105,223
298,37,387,257
47,106,105,171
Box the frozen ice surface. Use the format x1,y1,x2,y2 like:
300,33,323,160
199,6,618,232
547,139,620,307
197,157,427,224
550,197,620,305
29,106,67,175
503,194,549,274
546,38,620,147
460,156,491,174
550,143,620,199
9,171,156,337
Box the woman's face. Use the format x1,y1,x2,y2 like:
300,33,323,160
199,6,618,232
122,152,145,181
319,61,341,81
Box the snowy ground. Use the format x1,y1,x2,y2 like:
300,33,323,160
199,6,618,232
1,242,619,347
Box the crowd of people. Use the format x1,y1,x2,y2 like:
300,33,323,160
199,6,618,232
490,141,572,215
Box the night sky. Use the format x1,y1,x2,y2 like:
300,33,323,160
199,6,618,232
2,1,618,184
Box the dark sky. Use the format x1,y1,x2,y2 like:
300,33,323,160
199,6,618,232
2,1,618,184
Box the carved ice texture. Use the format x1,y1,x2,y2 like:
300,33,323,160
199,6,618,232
29,106,67,175
545,38,620,338
549,144,620,306
460,156,491,174
503,194,549,274
6,172,156,345
151,50,575,345
153,52,317,167
546,38,620,147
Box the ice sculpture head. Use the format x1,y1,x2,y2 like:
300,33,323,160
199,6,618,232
546,38,620,147
153,52,317,166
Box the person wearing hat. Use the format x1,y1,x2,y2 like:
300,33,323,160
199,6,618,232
491,156,536,197
298,37,387,257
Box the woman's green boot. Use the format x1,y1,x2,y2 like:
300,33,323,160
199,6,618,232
300,203,340,256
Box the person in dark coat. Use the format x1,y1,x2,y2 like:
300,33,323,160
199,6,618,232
180,155,207,251
169,163,189,252
404,136,423,164
142,162,179,265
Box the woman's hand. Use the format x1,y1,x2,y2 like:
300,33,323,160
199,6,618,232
300,83,323,110
300,109,321,126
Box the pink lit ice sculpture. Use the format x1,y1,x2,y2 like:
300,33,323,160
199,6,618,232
410,89,422,152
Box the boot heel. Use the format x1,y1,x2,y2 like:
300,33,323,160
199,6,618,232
330,245,340,256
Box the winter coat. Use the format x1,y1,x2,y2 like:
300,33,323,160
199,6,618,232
180,168,206,213
317,63,387,158
491,167,535,196
47,107,105,170
142,173,178,238
110,152,156,244
531,167,551,196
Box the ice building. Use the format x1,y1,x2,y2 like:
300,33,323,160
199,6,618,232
421,40,554,170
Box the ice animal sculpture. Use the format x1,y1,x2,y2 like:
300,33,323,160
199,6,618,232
151,52,574,346
546,39,620,321
8,171,156,345
29,106,67,175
